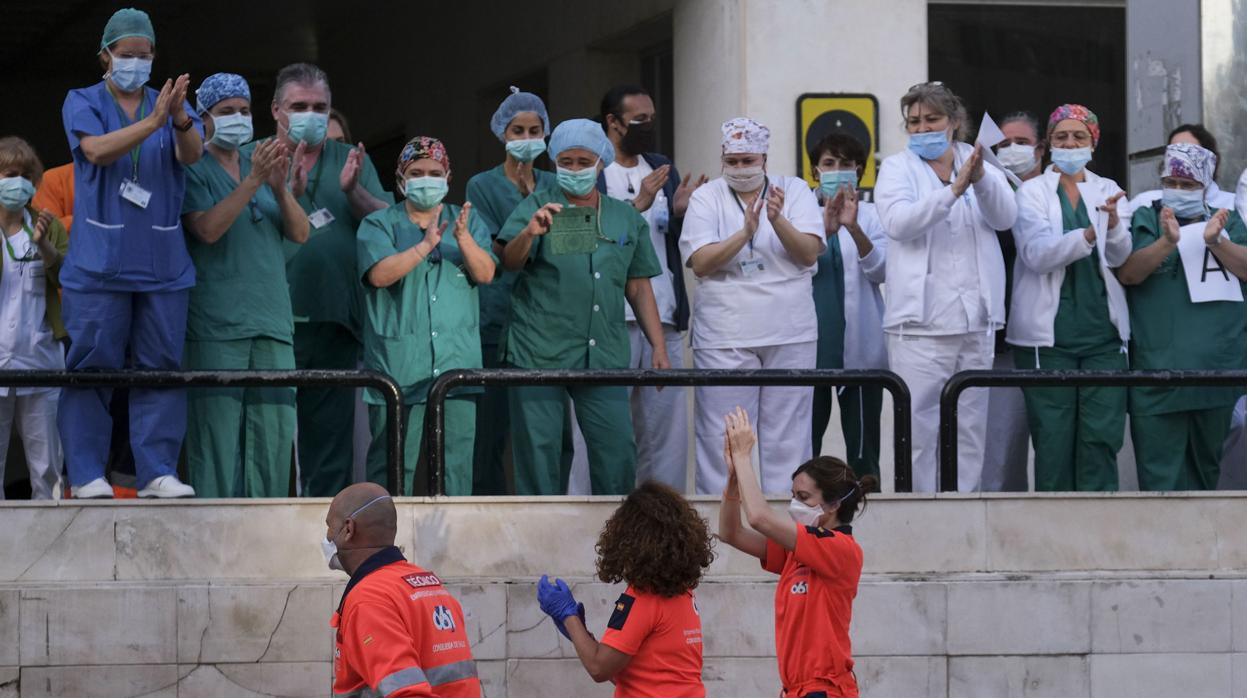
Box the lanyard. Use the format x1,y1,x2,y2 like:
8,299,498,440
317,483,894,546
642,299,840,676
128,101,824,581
3,224,37,264
303,152,327,210
731,177,769,257
109,89,149,183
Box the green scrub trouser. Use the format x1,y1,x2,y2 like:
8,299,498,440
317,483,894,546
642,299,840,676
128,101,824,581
367,398,475,496
510,384,636,495
1013,346,1126,491
293,322,359,497
184,338,296,498
812,385,883,480
472,344,509,495
1130,407,1232,491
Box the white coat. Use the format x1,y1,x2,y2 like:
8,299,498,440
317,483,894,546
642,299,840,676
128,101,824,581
833,202,888,369
1006,168,1132,348
874,142,1018,332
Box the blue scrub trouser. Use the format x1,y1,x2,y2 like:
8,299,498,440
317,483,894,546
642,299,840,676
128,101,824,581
58,289,189,488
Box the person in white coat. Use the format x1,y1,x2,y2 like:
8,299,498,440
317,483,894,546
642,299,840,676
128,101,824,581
680,117,824,494
1008,104,1131,491
807,132,887,481
874,82,1018,492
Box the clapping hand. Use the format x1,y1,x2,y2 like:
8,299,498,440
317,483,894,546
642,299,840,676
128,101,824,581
1204,208,1230,246
1160,207,1181,245
673,173,708,216
632,164,670,212
537,575,585,641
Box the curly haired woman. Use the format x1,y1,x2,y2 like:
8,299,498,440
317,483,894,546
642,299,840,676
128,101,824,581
718,406,877,698
537,480,715,696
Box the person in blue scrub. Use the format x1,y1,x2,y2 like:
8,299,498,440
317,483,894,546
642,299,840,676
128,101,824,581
58,8,203,499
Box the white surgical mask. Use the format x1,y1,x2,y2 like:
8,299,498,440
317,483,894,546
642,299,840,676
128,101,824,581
787,498,825,527
321,536,344,571
996,143,1039,177
1051,146,1093,176
724,165,765,193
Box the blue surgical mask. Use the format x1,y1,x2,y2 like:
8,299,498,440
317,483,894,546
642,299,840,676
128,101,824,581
404,176,449,210
208,112,253,150
1051,146,1093,175
1162,187,1208,220
818,170,858,198
0,177,35,211
106,51,152,93
506,138,546,163
908,131,950,161
556,161,599,197
285,111,329,146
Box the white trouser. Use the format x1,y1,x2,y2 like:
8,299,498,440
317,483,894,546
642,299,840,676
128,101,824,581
629,323,688,490
0,390,62,499
887,332,992,492
568,323,689,494
982,351,1030,491
693,342,816,495
1219,395,1247,489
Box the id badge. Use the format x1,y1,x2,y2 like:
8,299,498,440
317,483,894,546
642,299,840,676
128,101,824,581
119,180,152,209
308,207,336,229
739,259,764,277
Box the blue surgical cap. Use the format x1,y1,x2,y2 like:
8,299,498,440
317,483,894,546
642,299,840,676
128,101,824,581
101,8,155,50
549,118,615,167
195,73,251,114
490,86,550,142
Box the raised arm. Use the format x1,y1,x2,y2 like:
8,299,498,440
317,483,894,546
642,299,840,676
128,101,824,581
725,407,798,551
718,428,768,560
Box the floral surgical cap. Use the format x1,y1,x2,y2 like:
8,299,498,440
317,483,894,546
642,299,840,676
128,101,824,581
721,117,770,154
398,136,450,174
1047,104,1100,148
1163,142,1217,188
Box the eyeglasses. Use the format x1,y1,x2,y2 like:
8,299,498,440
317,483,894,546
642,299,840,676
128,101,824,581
907,80,946,93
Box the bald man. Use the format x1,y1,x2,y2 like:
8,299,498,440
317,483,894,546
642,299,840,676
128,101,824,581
325,483,481,697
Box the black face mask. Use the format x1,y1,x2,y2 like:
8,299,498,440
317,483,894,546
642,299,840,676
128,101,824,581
620,120,656,156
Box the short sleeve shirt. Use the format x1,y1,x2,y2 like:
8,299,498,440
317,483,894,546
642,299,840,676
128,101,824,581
762,524,863,696
182,151,294,343
60,81,202,292
600,586,705,698
678,176,824,349
498,189,661,369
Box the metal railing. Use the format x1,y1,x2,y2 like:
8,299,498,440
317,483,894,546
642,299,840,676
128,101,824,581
425,368,913,495
0,369,406,495
939,369,1247,491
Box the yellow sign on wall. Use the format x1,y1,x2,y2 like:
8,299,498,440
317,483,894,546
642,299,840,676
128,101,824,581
796,93,879,190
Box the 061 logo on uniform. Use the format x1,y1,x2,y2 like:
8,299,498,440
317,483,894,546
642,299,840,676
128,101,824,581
432,605,457,631
790,581,808,595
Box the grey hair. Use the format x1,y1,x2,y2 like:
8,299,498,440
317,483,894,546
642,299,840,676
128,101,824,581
273,62,331,106
900,82,968,141
1000,111,1043,141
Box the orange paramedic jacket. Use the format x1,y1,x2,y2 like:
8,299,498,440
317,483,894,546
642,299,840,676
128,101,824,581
332,547,480,697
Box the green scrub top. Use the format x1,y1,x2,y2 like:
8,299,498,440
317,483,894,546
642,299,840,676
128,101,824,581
498,188,661,369
357,201,495,405
182,150,295,344
1128,205,1247,415
1053,187,1118,355
812,227,846,369
465,164,558,345
242,138,390,338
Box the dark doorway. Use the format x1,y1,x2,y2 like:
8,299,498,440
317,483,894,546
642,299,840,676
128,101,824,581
928,3,1127,183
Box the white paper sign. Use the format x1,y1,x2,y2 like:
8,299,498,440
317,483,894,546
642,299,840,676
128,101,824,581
1176,221,1243,303
975,112,1022,188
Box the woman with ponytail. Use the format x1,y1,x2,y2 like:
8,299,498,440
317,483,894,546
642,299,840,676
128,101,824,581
718,406,876,698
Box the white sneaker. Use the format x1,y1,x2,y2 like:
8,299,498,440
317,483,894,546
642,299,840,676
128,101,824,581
73,478,114,499
137,475,196,499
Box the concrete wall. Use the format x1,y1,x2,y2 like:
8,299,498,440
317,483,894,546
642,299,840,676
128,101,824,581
2,494,1246,696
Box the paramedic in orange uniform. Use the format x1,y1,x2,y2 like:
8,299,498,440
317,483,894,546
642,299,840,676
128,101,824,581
537,481,714,696
324,483,481,697
718,407,877,698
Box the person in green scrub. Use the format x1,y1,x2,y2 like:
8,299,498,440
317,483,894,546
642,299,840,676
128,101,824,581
358,137,496,495
258,63,390,497
465,87,558,494
498,119,669,495
1007,105,1131,491
807,133,887,480
182,73,309,497
1117,142,1247,490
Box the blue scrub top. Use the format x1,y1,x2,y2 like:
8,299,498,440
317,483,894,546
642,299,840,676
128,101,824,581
60,80,202,292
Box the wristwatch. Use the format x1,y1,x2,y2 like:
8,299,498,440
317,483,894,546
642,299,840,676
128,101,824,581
174,117,195,132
